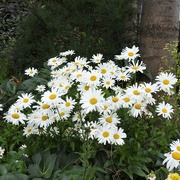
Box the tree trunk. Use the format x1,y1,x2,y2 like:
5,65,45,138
139,0,179,80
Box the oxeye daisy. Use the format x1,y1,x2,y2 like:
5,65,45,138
101,76,115,89
107,94,121,110
36,85,46,92
170,139,180,152
96,125,114,145
111,127,127,145
80,89,104,113
96,63,110,76
121,45,140,61
140,82,158,95
116,71,131,82
120,94,134,108
16,93,35,109
41,88,65,106
129,101,146,117
98,112,120,127
155,72,177,93
156,101,174,119
90,53,104,63
47,56,62,68
77,83,91,93
56,107,71,120
25,67,38,77
4,106,27,125
84,70,102,87
163,151,180,171
23,125,38,137
72,111,86,122
73,56,88,68
0,104,3,111
60,50,75,56
126,60,146,74
60,96,76,111
34,110,55,128
125,83,144,101
0,147,5,159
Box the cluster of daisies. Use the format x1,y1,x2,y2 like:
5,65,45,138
3,45,177,147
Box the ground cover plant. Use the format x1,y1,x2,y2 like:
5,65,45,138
0,45,179,180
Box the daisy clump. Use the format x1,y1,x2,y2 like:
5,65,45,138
3,46,178,164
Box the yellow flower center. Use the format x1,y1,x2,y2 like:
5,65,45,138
145,88,151,93
123,97,130,102
65,102,71,107
106,81,110,85
101,69,107,74
120,75,126,79
163,79,170,85
49,93,57,100
112,97,119,103
102,131,109,138
90,75,97,81
172,151,180,160
133,90,140,95
103,105,108,110
23,98,29,103
135,103,141,109
132,66,139,70
30,70,33,74
42,115,48,121
84,85,90,91
60,112,65,116
27,129,32,133
52,59,57,62
128,52,134,57
77,74,82,78
12,113,20,119
89,98,97,105
106,117,112,123
113,134,120,139
162,108,167,113
65,85,70,89
177,146,180,151
42,104,50,109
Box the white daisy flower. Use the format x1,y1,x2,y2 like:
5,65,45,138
129,101,146,117
111,127,127,145
101,76,115,89
126,60,146,74
116,71,131,82
96,125,114,145
60,96,76,111
80,88,104,113
170,139,180,152
155,72,177,93
156,101,174,119
41,87,65,106
73,56,88,68
121,45,140,61
98,112,120,127
4,106,27,125
84,70,102,87
163,151,180,171
60,50,75,56
0,147,5,159
25,67,38,77
0,104,3,111
36,85,46,92
23,125,38,137
16,93,35,109
90,53,104,63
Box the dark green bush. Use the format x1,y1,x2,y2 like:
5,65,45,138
9,0,136,76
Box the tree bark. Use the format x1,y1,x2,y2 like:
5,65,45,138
139,0,179,80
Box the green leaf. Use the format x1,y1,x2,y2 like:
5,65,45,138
43,153,57,179
128,165,146,177
28,164,42,178
0,165,8,175
32,152,42,165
